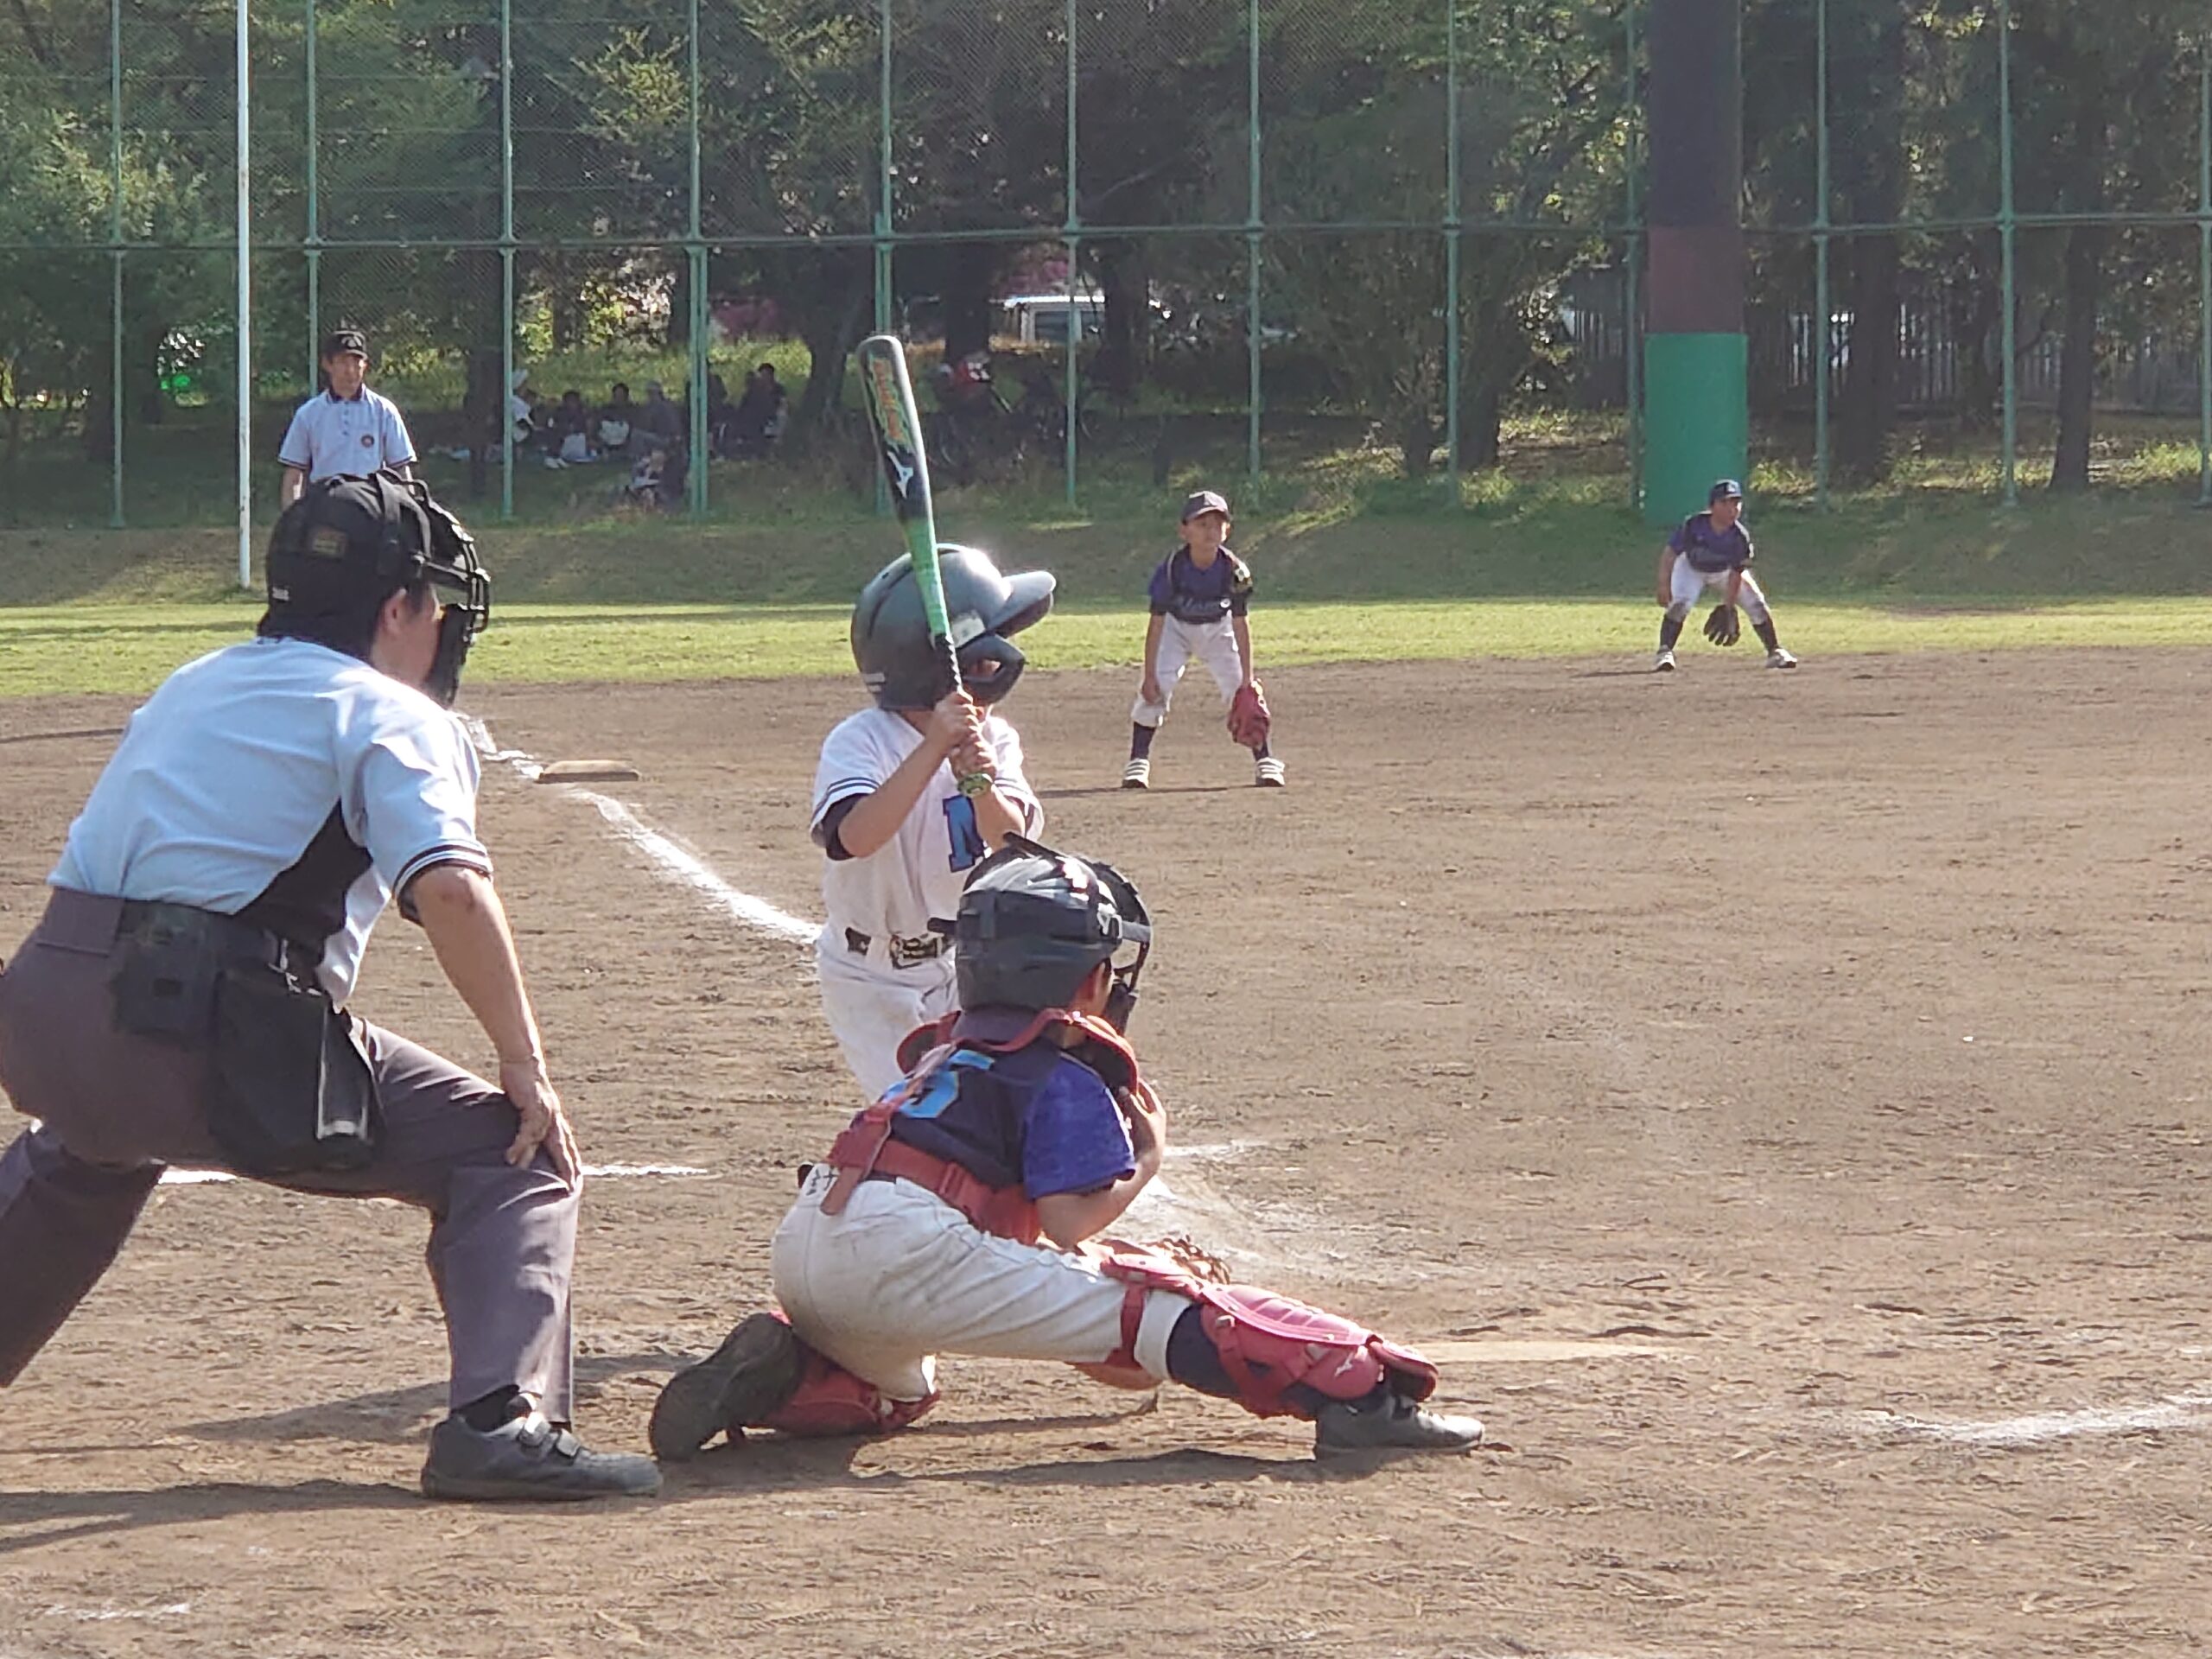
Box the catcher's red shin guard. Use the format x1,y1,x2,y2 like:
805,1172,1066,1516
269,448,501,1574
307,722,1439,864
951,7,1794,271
1093,1246,1438,1420
751,1346,938,1439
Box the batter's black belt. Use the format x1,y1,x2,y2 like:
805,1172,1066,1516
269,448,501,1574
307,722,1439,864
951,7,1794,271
844,925,950,969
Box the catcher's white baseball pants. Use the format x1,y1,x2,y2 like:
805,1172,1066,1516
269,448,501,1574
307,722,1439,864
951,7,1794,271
1669,559,1772,624
1132,616,1244,728
815,932,957,1104
771,1166,1190,1403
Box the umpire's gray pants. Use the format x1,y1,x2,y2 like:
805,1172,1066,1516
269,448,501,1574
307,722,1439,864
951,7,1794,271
0,889,578,1420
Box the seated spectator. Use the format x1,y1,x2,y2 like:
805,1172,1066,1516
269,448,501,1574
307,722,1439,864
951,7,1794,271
621,443,688,511
547,389,594,464
597,383,637,455
637,381,684,447
726,363,789,459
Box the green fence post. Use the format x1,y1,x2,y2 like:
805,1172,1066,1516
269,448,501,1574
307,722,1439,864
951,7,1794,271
498,0,514,522
1813,0,1830,511
109,0,124,529
687,0,708,517
873,0,893,515
2199,37,2210,507
1246,0,1262,484
306,0,320,390
1624,0,1642,517
1064,0,1078,505
1443,0,1460,498
1997,0,2018,507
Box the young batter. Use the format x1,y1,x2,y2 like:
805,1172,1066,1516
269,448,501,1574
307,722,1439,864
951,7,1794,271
810,546,1052,1103
1122,489,1283,789
649,837,1484,1461
1654,479,1799,672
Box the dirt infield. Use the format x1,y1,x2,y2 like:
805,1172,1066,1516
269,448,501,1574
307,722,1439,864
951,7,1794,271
3,650,2210,1658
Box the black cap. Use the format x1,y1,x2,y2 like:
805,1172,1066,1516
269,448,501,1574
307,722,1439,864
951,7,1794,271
1709,478,1744,503
266,473,421,615
1180,488,1230,523
321,328,369,360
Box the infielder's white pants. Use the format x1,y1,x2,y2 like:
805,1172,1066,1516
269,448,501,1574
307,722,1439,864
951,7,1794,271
772,1166,1191,1403
815,934,957,1104
1669,559,1772,624
1132,616,1244,728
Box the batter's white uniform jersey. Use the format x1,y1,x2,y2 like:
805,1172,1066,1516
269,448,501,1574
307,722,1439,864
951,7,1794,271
809,707,1040,1101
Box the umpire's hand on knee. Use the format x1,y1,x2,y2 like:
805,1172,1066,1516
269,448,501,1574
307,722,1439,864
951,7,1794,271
501,1057,581,1186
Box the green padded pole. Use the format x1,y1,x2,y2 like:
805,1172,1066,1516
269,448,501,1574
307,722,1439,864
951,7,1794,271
1642,0,1745,526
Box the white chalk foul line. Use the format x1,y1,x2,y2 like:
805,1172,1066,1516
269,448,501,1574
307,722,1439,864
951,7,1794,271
159,1163,708,1187
1867,1390,2212,1447
463,715,817,945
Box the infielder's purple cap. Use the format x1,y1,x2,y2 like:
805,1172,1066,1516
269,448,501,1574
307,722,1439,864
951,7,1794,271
1709,478,1744,503
1181,488,1230,522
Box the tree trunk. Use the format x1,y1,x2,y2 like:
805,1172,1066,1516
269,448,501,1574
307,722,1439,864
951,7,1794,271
943,244,997,361
1834,236,1899,482
1832,3,1907,483
1457,381,1503,473
2050,221,2104,492
667,252,692,349
1095,240,1149,403
463,348,503,499
543,254,586,352
794,256,872,430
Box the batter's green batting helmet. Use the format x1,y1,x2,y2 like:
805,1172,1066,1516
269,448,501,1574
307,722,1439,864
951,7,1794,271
850,544,1055,710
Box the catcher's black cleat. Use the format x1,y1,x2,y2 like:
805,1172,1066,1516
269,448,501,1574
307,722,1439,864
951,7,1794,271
421,1409,661,1501
650,1313,807,1461
1313,1392,1484,1457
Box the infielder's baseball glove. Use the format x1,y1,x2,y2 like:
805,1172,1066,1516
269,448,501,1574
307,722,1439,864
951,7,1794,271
1227,680,1271,747
1702,603,1742,648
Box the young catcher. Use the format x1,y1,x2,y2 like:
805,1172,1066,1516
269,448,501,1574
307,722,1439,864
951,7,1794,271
649,836,1484,1462
810,546,1053,1103
1654,478,1798,673
1122,489,1282,790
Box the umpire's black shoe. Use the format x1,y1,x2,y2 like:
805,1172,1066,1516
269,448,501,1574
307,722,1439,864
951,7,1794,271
421,1410,662,1501
649,1312,807,1461
1313,1391,1484,1457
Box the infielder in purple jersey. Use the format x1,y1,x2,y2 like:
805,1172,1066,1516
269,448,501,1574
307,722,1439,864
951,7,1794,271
1653,479,1799,673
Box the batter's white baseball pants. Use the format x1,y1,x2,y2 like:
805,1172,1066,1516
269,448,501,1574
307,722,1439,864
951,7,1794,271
1131,616,1245,728
1669,558,1773,624
771,1165,1191,1404
815,930,958,1104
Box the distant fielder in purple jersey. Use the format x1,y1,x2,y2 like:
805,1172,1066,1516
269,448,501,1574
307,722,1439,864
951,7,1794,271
1122,489,1283,789
1652,479,1799,673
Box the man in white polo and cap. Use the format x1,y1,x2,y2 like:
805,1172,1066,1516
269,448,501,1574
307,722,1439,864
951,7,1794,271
278,327,418,506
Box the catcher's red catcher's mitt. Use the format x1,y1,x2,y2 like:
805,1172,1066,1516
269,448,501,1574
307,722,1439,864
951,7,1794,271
1227,679,1271,747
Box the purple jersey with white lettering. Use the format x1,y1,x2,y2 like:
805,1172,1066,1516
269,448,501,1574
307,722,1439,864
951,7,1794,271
1669,512,1754,575
1147,547,1254,626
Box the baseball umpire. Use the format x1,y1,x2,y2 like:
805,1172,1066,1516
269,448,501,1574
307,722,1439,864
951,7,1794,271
0,471,658,1502
1653,479,1798,672
279,328,417,507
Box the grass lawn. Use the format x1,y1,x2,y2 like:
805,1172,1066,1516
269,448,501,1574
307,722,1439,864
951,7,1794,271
7,594,2212,701
3,408,2209,698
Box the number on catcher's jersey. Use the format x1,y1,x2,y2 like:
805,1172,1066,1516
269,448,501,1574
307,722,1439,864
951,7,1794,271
890,1049,997,1117
944,793,986,872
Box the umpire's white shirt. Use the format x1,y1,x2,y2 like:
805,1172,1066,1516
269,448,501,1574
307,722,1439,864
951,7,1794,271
52,639,490,1002
278,386,416,481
